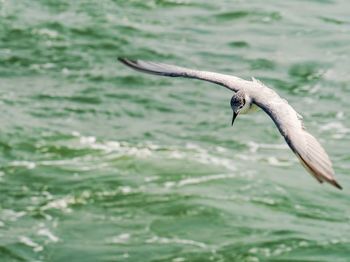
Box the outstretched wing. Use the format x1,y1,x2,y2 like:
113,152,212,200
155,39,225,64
253,88,342,190
118,58,250,92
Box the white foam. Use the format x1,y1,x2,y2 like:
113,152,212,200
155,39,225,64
80,136,96,145
33,28,59,38
109,233,131,244
247,141,288,153
73,133,238,171
164,173,238,188
320,121,350,139
120,186,132,194
9,161,36,169
37,227,59,243
41,196,74,213
19,236,43,252
1,209,26,222
146,236,207,249
267,156,292,167
178,173,237,187
172,258,186,262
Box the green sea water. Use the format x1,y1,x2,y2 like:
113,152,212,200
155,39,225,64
1,0,350,261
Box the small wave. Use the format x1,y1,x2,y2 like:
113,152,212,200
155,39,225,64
247,141,288,153
107,233,131,244
228,41,250,48
19,236,43,252
164,173,238,188
320,121,350,139
41,191,91,213
1,209,26,222
37,227,59,243
319,16,346,25
146,235,207,249
266,156,293,167
9,161,36,169
72,133,237,170
32,28,59,38
214,10,282,22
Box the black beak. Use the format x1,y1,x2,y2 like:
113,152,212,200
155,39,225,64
231,111,238,126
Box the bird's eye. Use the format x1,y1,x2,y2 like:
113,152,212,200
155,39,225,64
239,98,245,109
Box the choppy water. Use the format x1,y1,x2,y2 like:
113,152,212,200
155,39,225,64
1,0,350,261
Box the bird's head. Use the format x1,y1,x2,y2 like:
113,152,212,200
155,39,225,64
230,93,245,125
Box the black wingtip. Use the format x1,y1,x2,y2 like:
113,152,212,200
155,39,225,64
118,57,136,65
118,57,145,72
332,180,343,190
117,57,125,63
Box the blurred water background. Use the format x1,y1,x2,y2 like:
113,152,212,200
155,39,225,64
0,0,350,261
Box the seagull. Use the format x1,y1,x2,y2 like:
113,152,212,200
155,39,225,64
118,57,342,190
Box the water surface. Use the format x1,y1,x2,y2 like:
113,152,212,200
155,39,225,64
1,0,350,261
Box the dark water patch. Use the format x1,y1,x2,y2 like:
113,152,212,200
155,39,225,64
78,72,109,83
34,94,102,104
33,94,63,101
254,77,297,93
150,211,227,239
79,87,101,95
288,62,325,82
29,108,70,118
154,0,200,8
116,24,156,39
146,201,207,217
63,107,118,116
294,208,346,222
112,75,170,87
0,26,38,47
70,26,110,39
122,109,145,118
38,0,71,13
215,10,282,22
28,49,90,71
214,237,313,261
319,16,347,25
1,54,35,68
37,21,69,34
122,47,177,61
195,51,244,63
0,246,28,262
144,103,174,113
269,242,350,262
215,10,250,21
68,95,102,105
179,26,212,35
228,41,250,48
99,191,178,209
249,58,276,70
78,39,127,51
0,139,12,155
261,75,323,96
35,144,96,159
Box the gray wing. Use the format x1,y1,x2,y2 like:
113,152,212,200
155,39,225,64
118,58,250,92
252,87,342,190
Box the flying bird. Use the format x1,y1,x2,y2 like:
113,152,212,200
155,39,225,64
118,57,342,190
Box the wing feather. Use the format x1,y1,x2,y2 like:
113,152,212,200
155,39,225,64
253,86,342,190
118,58,249,92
